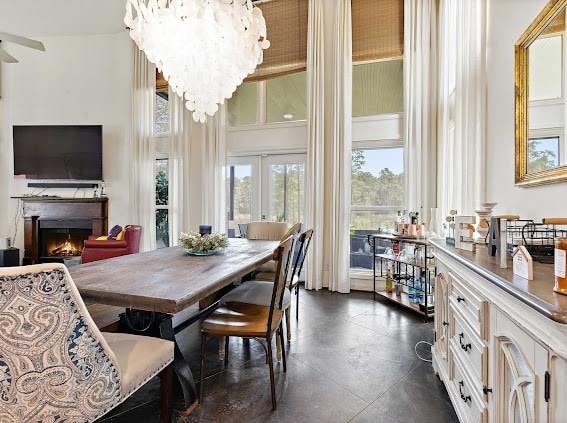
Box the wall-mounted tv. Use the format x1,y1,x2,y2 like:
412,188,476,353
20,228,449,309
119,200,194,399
13,125,103,180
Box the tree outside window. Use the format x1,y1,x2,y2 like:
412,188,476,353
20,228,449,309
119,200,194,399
350,147,404,270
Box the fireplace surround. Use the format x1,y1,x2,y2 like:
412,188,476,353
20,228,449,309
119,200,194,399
21,198,108,265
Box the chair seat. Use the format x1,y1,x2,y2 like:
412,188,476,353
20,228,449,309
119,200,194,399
222,281,291,308
201,302,283,337
102,332,174,396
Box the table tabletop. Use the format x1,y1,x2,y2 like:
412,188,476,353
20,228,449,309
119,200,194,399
70,239,279,314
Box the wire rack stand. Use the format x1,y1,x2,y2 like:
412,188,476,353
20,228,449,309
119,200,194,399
369,233,436,322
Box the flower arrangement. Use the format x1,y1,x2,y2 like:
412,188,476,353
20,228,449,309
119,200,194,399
179,232,229,255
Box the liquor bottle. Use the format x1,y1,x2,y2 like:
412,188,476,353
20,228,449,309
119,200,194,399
385,263,394,293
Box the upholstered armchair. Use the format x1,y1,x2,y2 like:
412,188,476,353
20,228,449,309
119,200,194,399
0,263,173,422
81,225,142,264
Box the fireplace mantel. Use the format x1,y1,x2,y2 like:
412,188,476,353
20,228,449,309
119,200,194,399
21,197,108,265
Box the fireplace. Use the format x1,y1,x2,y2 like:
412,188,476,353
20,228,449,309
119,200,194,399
39,220,93,262
22,198,108,265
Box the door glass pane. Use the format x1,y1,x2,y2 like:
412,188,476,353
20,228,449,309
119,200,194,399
155,159,169,249
227,82,257,126
266,72,307,123
268,163,305,223
156,209,169,249
227,165,253,236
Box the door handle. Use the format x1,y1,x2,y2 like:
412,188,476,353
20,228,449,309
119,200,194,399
458,381,471,403
459,333,471,352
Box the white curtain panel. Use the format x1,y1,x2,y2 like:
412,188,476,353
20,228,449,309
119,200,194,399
438,0,487,216
404,0,438,225
130,47,156,252
306,0,352,293
169,92,227,243
168,91,192,243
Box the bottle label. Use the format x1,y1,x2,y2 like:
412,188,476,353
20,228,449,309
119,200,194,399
556,248,566,278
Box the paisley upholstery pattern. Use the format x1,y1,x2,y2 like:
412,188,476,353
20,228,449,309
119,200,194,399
0,264,122,423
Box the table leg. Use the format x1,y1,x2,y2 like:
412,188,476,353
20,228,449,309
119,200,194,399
159,316,198,408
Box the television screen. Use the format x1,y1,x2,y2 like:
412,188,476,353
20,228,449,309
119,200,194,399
13,125,103,180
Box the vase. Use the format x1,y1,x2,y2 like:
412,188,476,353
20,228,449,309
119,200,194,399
184,248,221,256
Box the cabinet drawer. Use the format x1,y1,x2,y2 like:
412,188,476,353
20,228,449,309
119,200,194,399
449,272,488,340
449,303,487,392
449,345,487,423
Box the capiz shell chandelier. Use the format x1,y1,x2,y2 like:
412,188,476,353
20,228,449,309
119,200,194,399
125,0,270,123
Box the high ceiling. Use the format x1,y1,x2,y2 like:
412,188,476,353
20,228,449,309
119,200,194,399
0,0,126,37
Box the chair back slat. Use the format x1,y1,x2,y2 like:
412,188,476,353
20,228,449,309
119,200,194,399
0,264,122,422
267,236,294,331
246,221,290,241
289,228,314,289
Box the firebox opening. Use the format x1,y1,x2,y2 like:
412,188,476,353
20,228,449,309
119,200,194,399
40,228,92,259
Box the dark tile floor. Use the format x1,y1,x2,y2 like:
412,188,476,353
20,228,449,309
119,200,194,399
100,289,458,423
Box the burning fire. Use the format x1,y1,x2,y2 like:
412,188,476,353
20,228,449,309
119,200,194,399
50,234,80,257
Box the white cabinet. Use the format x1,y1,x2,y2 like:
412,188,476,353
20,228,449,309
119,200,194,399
490,307,547,423
433,248,567,423
434,273,450,361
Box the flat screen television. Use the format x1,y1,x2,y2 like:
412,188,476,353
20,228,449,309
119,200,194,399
13,125,103,180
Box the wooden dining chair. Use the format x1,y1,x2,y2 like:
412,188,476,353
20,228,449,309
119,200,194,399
252,222,301,278
199,236,294,410
0,263,174,423
288,228,314,321
220,228,314,342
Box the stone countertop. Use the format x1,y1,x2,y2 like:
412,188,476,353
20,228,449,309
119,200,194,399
431,238,567,324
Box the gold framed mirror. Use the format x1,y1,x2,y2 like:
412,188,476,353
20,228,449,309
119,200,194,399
516,0,567,186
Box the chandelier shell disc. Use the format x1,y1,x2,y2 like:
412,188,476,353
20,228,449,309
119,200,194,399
125,0,270,123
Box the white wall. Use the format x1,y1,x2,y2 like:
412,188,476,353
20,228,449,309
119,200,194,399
227,114,403,155
486,0,567,220
0,32,133,255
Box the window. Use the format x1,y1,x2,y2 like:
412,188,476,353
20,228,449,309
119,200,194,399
529,35,562,101
155,159,170,248
227,82,258,126
266,72,307,123
227,72,307,126
353,60,403,116
350,147,404,270
528,136,561,173
154,92,169,135
153,71,170,248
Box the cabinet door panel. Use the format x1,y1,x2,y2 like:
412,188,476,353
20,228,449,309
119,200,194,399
549,355,567,423
435,272,450,360
491,309,547,423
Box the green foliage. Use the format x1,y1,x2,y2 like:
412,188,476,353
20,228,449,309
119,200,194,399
351,150,404,231
528,140,558,173
155,169,168,206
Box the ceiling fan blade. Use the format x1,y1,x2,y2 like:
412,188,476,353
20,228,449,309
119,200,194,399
0,46,18,63
0,32,45,51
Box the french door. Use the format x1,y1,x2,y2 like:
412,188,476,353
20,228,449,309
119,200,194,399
226,153,306,235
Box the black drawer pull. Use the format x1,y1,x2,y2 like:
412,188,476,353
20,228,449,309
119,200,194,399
457,296,465,303
458,381,471,403
442,321,449,326
459,333,471,352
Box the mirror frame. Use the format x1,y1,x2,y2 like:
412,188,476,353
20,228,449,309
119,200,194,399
515,0,567,187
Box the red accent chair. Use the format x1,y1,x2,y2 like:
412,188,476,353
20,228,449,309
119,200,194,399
81,225,142,264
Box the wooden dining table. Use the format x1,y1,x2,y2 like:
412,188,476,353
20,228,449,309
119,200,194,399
70,238,279,408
